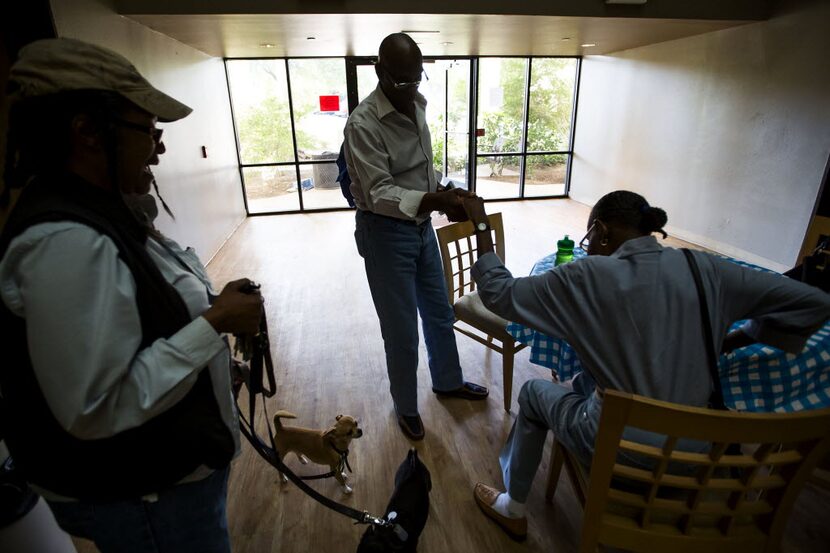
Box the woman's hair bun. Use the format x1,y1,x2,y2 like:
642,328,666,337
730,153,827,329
640,206,668,237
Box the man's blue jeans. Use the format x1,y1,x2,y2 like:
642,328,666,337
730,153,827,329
355,210,464,416
47,467,231,553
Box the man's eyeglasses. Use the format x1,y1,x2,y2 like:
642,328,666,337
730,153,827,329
392,70,428,89
377,62,429,89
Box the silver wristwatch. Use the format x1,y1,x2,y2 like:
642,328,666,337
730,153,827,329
476,221,490,232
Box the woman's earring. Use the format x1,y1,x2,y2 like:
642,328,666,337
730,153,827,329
600,238,609,246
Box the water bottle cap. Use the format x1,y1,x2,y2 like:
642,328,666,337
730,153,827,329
557,235,574,249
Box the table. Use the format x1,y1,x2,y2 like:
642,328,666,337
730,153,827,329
506,249,830,412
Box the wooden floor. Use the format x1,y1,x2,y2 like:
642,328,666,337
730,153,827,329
73,198,830,553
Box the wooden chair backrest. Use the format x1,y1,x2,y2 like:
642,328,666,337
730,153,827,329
581,389,830,553
435,212,505,305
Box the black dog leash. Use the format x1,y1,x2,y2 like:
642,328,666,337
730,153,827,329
236,381,387,527
297,444,352,481
139,265,385,525
233,297,391,529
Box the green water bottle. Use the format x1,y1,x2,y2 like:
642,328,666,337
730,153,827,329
555,235,575,266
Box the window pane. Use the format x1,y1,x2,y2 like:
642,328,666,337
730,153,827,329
527,58,577,152
297,162,350,209
447,60,470,133
476,155,520,200
243,166,299,213
525,154,568,197
447,132,469,187
356,64,377,104
476,58,527,155
288,59,347,161
418,61,447,180
227,60,294,164
446,60,471,188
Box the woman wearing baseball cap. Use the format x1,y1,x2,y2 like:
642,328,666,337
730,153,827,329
0,38,260,552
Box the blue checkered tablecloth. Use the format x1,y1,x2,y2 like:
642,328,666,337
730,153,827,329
506,249,830,412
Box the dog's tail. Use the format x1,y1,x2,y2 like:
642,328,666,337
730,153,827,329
272,410,297,430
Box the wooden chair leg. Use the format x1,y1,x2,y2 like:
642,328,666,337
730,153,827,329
810,469,830,493
546,440,565,504
502,341,515,412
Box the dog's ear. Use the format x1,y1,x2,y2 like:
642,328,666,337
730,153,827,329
323,427,336,439
336,414,343,421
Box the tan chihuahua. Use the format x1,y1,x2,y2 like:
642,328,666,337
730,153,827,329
272,410,363,494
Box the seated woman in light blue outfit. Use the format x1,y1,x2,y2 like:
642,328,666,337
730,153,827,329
0,38,263,553
460,190,830,541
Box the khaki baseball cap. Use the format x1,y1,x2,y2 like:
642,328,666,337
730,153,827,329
8,37,192,122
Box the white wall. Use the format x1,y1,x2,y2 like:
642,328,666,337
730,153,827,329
570,0,830,271
49,0,245,262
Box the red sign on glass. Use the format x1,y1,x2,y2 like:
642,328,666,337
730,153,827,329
319,95,340,112
476,128,486,137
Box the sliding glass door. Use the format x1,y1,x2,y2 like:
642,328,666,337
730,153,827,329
352,58,473,190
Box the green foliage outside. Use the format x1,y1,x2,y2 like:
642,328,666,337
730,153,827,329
431,114,445,173
237,96,311,164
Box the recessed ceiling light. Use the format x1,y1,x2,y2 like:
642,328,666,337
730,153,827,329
441,41,453,46
260,43,275,48
306,36,316,40
581,43,596,47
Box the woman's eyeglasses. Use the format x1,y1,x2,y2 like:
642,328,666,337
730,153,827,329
113,118,161,141
579,221,597,250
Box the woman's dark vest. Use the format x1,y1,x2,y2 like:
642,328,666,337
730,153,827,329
0,174,235,501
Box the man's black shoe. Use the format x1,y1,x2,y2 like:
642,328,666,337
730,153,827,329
397,414,425,441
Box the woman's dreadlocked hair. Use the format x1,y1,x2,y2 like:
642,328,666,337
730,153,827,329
1,89,124,208
592,190,668,239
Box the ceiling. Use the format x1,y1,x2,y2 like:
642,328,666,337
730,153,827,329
116,0,773,58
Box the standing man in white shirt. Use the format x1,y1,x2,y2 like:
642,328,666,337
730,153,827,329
344,33,488,440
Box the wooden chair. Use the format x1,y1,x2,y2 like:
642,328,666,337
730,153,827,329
435,212,526,411
546,389,830,553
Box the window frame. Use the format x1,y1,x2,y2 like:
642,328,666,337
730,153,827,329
473,56,582,202
224,54,582,216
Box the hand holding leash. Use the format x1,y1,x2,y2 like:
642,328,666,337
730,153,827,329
204,278,263,335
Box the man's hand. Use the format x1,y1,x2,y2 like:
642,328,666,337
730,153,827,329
418,188,475,221
443,188,476,221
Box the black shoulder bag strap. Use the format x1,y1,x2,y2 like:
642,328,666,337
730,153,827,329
681,249,727,410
